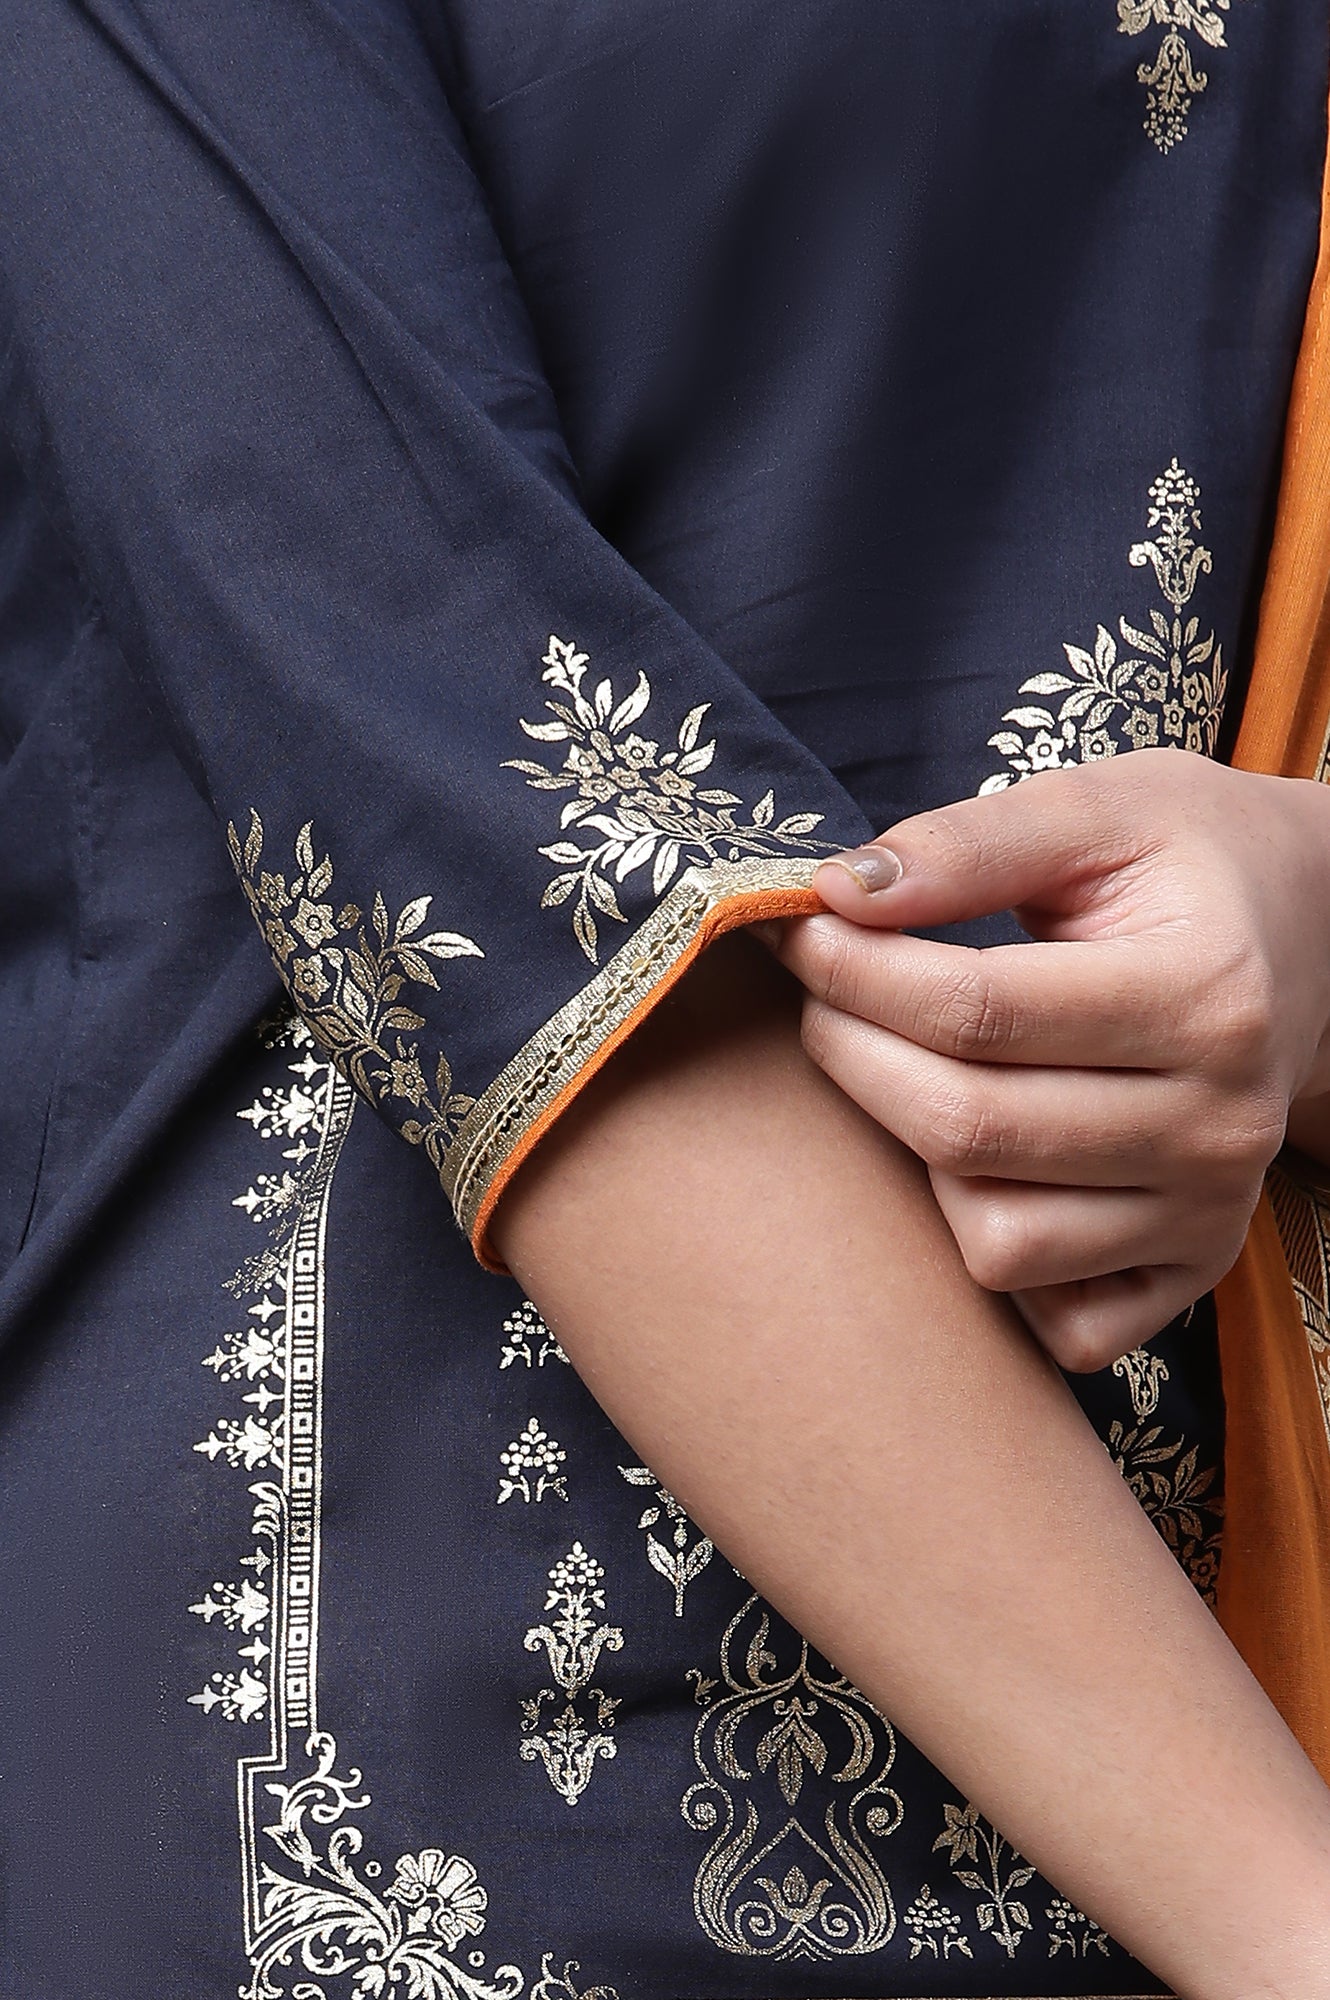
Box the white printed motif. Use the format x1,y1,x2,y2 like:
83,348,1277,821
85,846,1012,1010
498,1418,570,1505
982,461,1226,792
187,1018,620,1998
619,1464,715,1617
520,1543,624,1805
1116,0,1247,151
507,635,831,961
499,1300,569,1371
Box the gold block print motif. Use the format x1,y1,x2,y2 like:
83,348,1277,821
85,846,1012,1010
185,1033,1194,1996
227,811,483,1181
506,635,833,964
982,460,1226,792
1116,0,1248,152
682,1598,905,1960
186,1017,622,2000
520,1543,624,1805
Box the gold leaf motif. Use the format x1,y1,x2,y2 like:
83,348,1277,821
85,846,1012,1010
981,460,1228,793
226,813,481,1179
1109,1417,1223,1603
507,635,833,961
618,1464,714,1616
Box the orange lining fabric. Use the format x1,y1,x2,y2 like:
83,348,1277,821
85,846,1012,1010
1215,88,1330,1779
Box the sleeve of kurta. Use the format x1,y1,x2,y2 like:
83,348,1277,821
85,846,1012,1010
0,0,872,1265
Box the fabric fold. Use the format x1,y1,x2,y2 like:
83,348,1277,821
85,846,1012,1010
0,0,869,1259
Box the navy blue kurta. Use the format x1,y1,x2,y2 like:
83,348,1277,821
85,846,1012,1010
0,2,1325,1994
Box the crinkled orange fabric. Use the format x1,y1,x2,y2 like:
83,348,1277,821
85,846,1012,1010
1216,94,1330,1783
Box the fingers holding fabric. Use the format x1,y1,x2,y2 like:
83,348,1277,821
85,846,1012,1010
798,999,1280,1191
779,916,1201,1069
810,762,1142,932
799,986,1271,1358
767,752,1330,1368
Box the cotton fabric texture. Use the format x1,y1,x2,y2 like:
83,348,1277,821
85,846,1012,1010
0,3,1326,1996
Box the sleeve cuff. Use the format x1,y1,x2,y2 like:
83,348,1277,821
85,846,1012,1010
442,856,823,1269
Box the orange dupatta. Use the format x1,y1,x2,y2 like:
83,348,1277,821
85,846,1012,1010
1213,108,1330,1781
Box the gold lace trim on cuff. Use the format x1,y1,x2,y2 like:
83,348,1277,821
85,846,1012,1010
441,855,822,1267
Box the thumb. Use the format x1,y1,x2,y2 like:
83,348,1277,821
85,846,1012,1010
814,766,1138,930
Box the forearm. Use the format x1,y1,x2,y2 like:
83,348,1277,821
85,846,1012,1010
494,934,1330,2000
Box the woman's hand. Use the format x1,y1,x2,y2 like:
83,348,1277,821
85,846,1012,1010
774,749,1330,1369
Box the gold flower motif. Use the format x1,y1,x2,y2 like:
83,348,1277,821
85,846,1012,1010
387,1051,429,1105
982,462,1227,796
226,813,482,1181
506,635,832,961
386,1849,489,1949
1117,0,1245,153
290,954,330,1003
290,896,338,947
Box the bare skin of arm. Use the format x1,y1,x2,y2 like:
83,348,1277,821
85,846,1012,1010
493,933,1330,2000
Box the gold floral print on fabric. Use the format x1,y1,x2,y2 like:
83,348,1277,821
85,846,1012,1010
1109,1415,1224,1603
931,1804,1037,1960
506,634,833,962
227,812,482,1178
982,462,1228,1604
929,1804,1111,1963
1117,0,1246,152
619,1464,715,1617
982,460,1227,791
1046,1895,1113,1960
903,1884,973,1962
681,1596,905,1959
187,1017,622,2000
520,1542,624,1805
1107,1346,1224,1605
500,1299,570,1370
498,1418,569,1505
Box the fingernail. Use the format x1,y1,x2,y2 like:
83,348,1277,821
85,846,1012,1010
818,846,903,894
